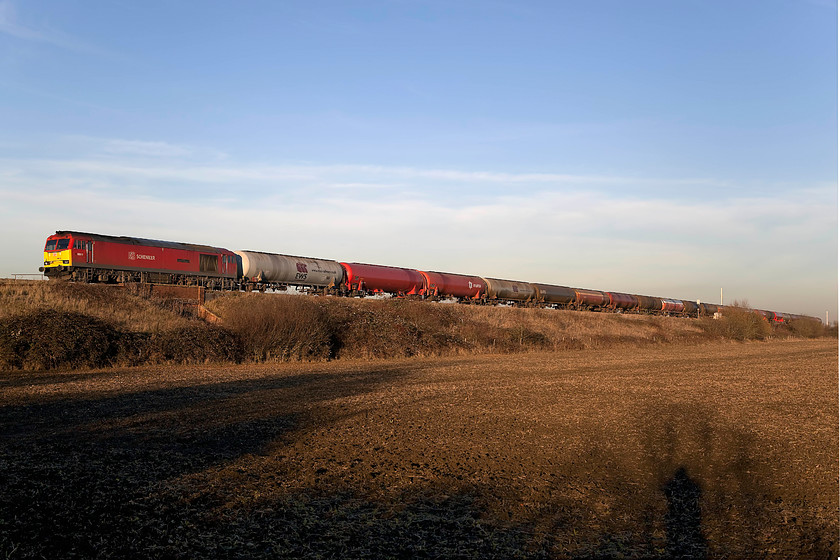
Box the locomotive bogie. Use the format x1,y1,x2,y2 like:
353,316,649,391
236,250,344,288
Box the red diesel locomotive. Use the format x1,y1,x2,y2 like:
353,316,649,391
40,231,239,289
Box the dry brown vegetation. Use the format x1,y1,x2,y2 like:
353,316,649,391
1,340,836,558
206,292,709,361
207,291,832,360
0,282,241,370
0,280,832,372
0,280,194,332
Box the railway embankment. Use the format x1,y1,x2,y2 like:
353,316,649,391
0,280,833,371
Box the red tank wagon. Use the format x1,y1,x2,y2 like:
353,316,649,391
40,231,238,288
660,298,685,314
607,292,638,310
574,288,609,308
420,271,485,299
340,262,425,295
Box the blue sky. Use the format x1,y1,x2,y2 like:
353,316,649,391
0,0,836,319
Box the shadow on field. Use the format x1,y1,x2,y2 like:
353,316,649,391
0,364,424,559
663,467,707,559
0,368,121,388
500,402,834,559
588,402,833,559
1,367,836,559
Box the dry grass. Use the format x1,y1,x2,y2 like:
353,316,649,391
1,340,835,558
0,280,833,372
0,282,240,370
698,305,774,341
209,292,832,363
209,294,335,361
207,293,710,361
0,280,193,332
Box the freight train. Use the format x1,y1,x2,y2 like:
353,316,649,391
38,230,814,323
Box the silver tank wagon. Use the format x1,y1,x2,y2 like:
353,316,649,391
235,250,344,288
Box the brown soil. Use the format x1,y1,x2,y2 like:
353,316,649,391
1,339,837,558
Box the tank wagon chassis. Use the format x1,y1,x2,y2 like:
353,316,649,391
39,231,815,323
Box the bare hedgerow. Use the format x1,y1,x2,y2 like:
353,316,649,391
209,293,335,361
146,325,243,364
699,302,773,341
4,280,830,371
0,309,122,370
784,318,829,339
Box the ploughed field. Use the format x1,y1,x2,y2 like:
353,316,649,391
1,339,836,559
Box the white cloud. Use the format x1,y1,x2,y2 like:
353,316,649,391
0,148,835,318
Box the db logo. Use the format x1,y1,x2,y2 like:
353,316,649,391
128,251,136,260
296,263,308,273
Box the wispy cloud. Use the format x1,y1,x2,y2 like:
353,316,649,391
0,0,108,55
100,140,197,158
0,146,731,205
0,146,835,316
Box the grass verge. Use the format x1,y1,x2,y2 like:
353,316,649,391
0,281,833,371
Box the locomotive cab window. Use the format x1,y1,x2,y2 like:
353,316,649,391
45,240,57,251
56,239,70,250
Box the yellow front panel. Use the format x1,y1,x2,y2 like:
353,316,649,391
43,249,72,268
